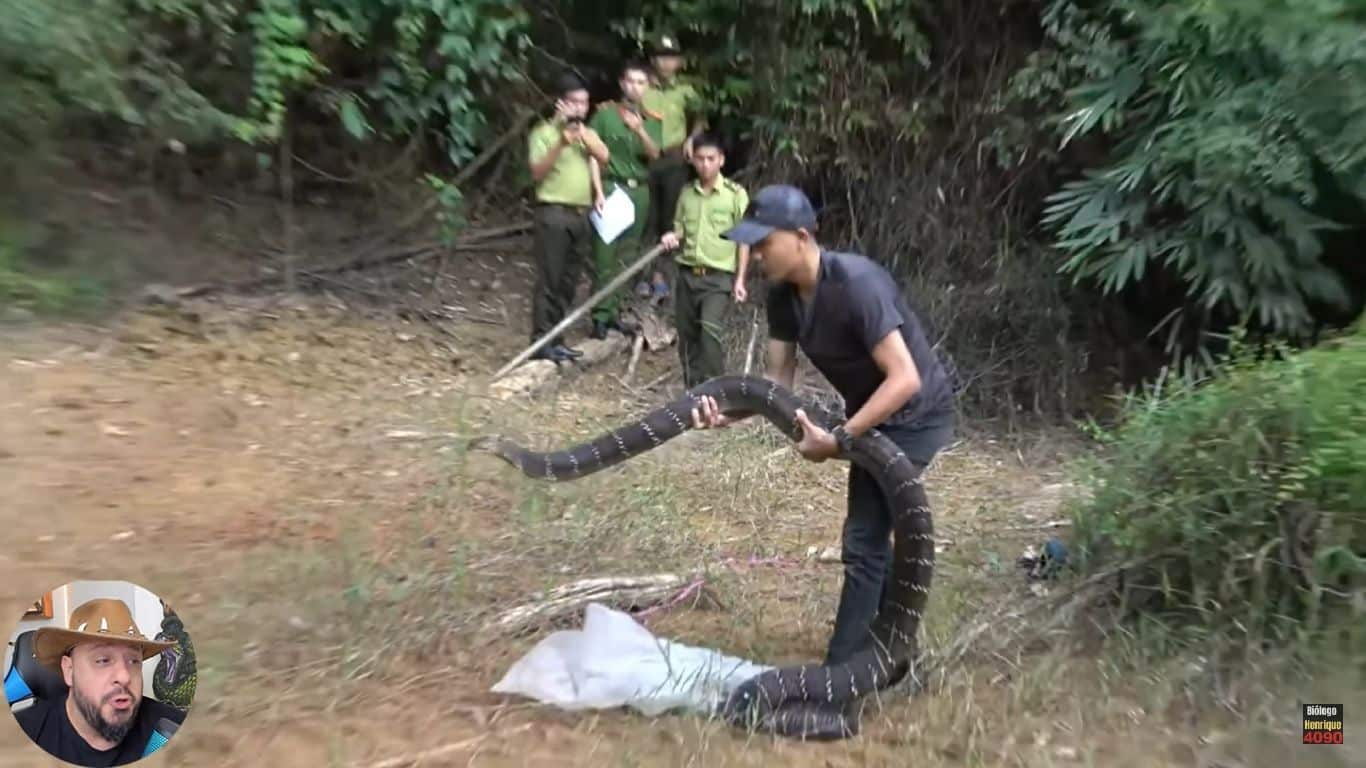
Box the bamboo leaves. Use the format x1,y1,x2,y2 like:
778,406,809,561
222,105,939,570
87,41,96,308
1020,0,1366,344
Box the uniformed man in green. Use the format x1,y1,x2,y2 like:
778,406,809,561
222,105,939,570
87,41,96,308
659,133,750,387
587,61,665,339
526,71,610,362
641,34,706,300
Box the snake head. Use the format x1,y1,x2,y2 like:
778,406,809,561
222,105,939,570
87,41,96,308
466,435,500,453
720,678,776,729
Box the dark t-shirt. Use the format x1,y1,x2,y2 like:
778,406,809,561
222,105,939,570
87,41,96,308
15,694,185,766
767,249,954,426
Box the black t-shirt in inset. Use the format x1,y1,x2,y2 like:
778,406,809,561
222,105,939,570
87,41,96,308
766,249,954,426
14,694,186,767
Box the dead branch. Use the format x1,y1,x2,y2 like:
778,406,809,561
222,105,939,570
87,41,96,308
625,333,646,382
1003,520,1072,532
304,222,531,279
629,304,675,351
354,724,533,768
379,111,538,245
485,574,705,636
165,223,529,300
913,551,1175,683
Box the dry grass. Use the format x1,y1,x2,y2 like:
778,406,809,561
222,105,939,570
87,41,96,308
162,343,1356,768
4,282,1357,768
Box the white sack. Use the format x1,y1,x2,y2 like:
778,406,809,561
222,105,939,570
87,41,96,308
490,603,772,717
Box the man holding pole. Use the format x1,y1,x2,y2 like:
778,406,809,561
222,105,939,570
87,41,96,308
526,71,610,363
658,132,749,388
587,61,665,340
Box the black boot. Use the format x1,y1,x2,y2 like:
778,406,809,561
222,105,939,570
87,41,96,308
556,337,583,359
530,345,571,363
590,319,609,340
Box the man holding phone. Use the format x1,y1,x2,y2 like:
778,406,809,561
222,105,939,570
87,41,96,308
526,71,610,362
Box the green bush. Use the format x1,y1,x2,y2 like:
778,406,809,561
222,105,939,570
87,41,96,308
1067,324,1366,653
1010,0,1366,354
0,220,106,317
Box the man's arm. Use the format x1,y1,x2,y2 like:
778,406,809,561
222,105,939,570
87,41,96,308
732,187,751,301
841,329,921,438
589,156,605,209
682,84,708,158
528,132,566,183
581,126,610,163
632,117,661,160
734,244,751,290
661,191,686,248
673,196,684,238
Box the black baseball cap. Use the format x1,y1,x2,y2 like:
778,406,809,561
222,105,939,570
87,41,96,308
648,34,682,55
721,184,818,245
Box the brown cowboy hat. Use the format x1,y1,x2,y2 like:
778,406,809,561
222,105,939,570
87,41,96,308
32,598,175,671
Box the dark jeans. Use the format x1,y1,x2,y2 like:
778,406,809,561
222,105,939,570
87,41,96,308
824,410,955,666
530,203,591,343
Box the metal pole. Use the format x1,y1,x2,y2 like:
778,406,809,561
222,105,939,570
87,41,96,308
491,243,668,381
743,307,760,375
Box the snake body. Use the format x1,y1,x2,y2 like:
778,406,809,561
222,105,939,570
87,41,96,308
473,375,933,740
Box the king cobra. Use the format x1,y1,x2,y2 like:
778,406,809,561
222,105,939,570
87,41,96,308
472,375,933,740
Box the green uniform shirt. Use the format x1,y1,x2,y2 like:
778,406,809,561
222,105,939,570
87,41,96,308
643,79,700,150
528,119,593,207
589,101,664,183
673,175,749,273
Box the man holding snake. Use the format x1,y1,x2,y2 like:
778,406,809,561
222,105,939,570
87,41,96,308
690,184,956,669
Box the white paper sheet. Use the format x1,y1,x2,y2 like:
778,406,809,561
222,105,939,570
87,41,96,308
490,603,772,717
590,186,636,244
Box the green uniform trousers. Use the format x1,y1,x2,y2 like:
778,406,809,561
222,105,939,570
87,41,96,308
675,268,733,388
592,183,652,324
531,203,591,343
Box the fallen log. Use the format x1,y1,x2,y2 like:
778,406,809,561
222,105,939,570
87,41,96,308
160,223,530,301
485,574,710,636
285,222,530,282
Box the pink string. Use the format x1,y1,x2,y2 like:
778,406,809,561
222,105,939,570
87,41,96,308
632,552,816,625
718,553,805,571
634,576,707,624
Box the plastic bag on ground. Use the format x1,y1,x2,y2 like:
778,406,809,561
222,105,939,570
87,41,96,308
490,603,772,717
